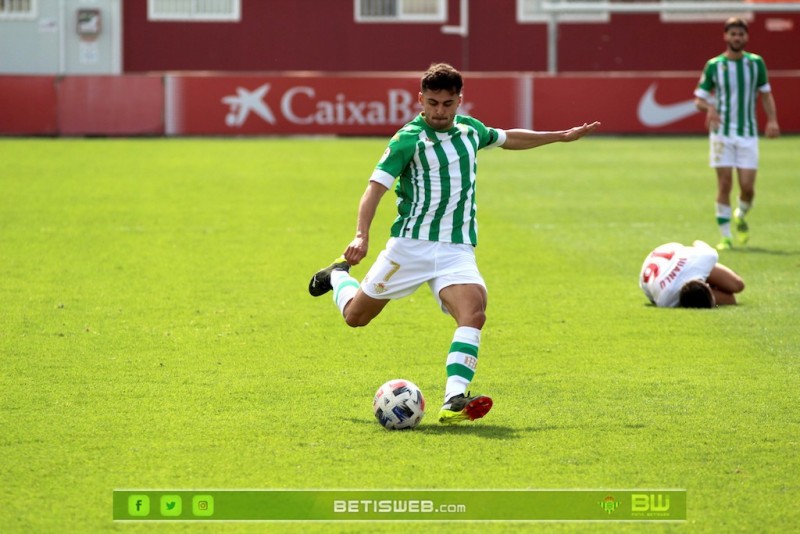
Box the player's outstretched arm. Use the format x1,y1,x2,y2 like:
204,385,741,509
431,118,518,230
501,121,601,150
343,181,389,266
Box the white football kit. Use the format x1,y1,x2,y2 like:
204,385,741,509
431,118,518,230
639,242,719,308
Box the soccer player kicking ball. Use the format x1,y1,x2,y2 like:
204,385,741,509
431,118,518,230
309,63,600,425
639,240,745,308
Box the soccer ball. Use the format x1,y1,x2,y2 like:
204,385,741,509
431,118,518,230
373,379,425,430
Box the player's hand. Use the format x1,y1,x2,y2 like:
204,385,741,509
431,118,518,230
765,120,780,139
705,109,721,132
344,236,368,266
563,121,601,142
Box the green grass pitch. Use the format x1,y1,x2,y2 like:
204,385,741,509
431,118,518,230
1,136,798,532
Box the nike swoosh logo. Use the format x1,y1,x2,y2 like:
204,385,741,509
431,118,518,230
637,83,698,127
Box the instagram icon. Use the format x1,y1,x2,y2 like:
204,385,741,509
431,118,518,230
192,495,214,517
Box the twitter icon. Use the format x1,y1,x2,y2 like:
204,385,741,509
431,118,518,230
160,495,182,516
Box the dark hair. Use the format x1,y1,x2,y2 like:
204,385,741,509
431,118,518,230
421,63,463,94
724,17,748,33
679,280,716,309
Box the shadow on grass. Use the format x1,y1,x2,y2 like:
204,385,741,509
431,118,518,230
724,246,800,256
344,418,559,439
417,424,560,439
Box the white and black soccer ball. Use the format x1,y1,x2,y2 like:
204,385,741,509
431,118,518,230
373,379,425,430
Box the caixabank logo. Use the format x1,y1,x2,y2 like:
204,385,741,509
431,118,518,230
167,74,516,135
220,83,419,128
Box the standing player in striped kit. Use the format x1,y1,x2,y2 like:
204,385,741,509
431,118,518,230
694,17,780,251
308,63,599,425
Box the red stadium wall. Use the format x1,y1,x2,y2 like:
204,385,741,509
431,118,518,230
0,77,59,135
4,72,798,136
532,73,800,133
0,75,163,136
121,0,800,73
58,76,164,136
163,73,526,136
163,72,800,135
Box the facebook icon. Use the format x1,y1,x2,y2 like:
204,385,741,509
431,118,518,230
128,495,150,516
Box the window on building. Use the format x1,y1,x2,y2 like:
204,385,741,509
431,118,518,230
148,0,241,22
517,0,755,24
356,0,447,23
517,0,610,23
0,0,36,20
658,0,750,23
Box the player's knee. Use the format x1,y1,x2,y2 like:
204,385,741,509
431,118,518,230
477,310,487,329
732,277,745,294
464,310,486,330
343,310,372,328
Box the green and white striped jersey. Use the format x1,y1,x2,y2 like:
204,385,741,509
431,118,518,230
369,114,506,246
694,52,771,137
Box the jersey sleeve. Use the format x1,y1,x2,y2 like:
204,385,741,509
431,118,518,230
459,116,506,149
694,60,716,101
369,129,417,189
754,55,771,92
485,127,507,148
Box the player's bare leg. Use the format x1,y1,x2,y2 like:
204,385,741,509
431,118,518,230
734,168,756,244
341,290,389,328
707,264,745,305
308,257,388,327
715,167,735,250
437,284,493,424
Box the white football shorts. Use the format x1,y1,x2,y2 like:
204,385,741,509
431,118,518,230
361,237,486,313
709,133,759,169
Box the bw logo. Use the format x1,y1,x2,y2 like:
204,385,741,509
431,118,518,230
631,493,670,513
